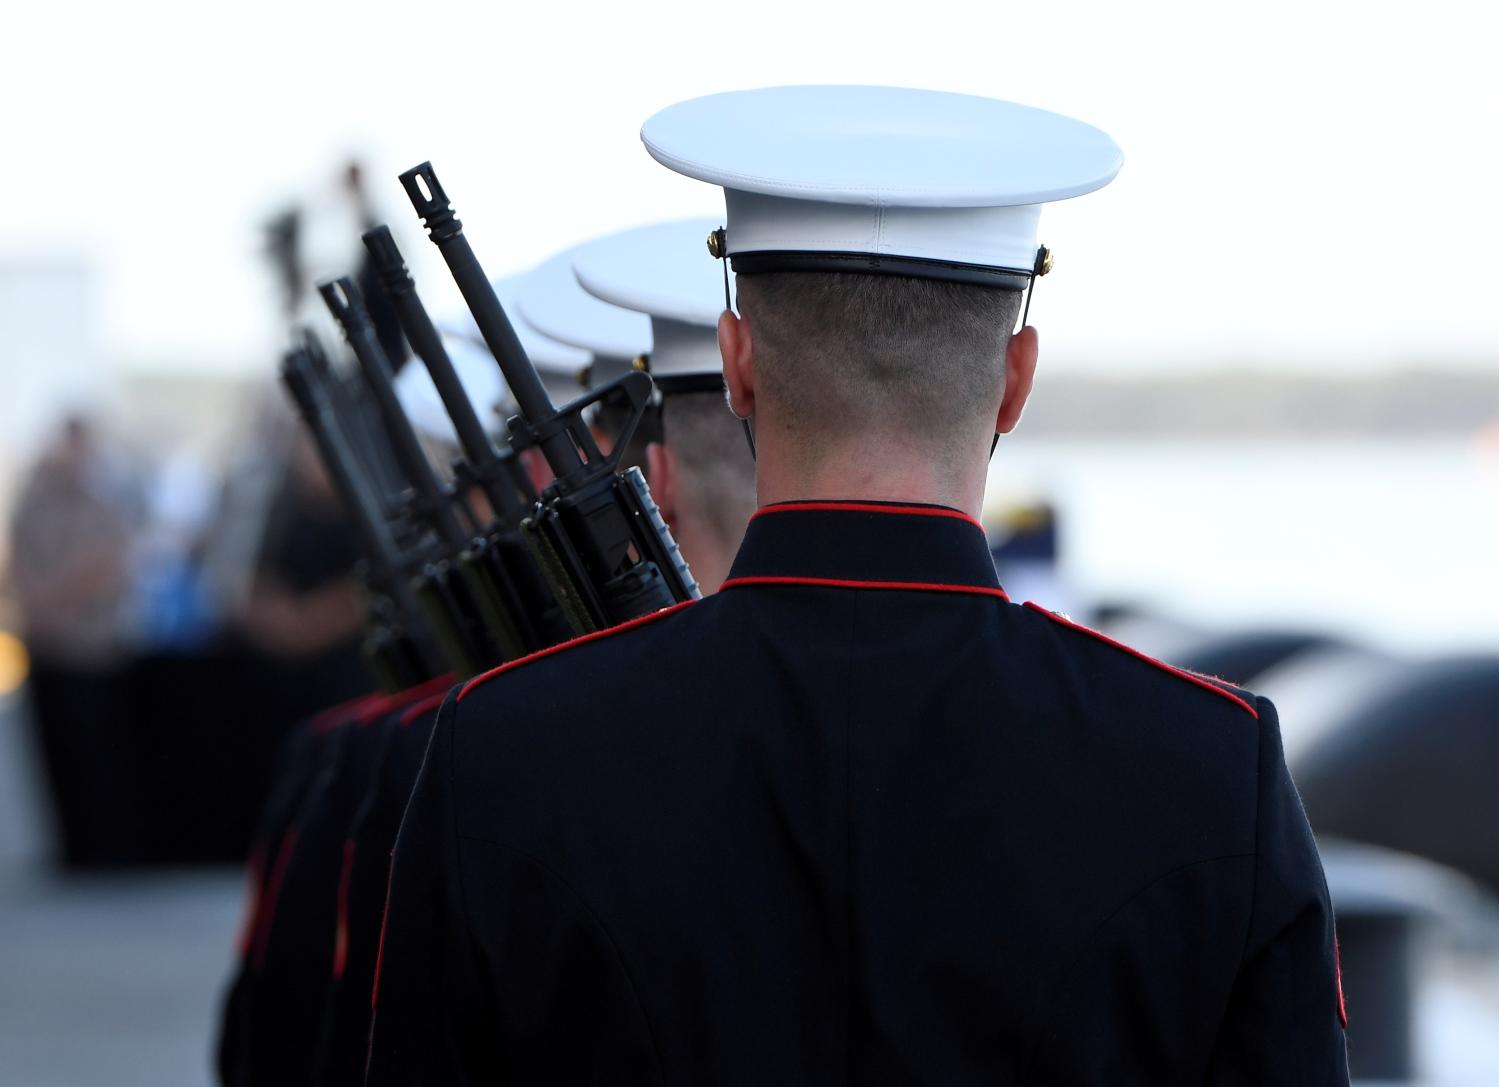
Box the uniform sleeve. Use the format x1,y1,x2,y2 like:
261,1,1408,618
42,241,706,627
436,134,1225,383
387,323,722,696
1207,696,1350,1085
364,691,486,1086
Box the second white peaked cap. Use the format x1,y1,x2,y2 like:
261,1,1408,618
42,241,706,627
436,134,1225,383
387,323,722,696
640,85,1122,286
517,247,651,390
571,218,726,390
438,274,592,410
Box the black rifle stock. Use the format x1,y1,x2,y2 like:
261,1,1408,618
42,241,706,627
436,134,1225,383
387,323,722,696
318,277,498,678
361,225,566,656
398,161,701,632
280,335,437,691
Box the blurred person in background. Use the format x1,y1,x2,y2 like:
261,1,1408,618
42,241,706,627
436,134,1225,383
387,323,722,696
235,425,368,715
6,412,144,865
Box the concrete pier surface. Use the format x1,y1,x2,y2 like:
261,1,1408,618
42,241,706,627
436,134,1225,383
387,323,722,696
0,869,242,1087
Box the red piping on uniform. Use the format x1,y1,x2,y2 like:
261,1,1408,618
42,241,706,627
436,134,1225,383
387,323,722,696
250,830,300,969
752,501,983,531
720,575,1009,601
1335,934,1348,1027
332,839,355,980
399,691,448,727
1023,602,1259,718
307,674,453,734
458,601,697,701
358,674,455,726
309,691,384,734
232,844,266,958
370,857,396,1011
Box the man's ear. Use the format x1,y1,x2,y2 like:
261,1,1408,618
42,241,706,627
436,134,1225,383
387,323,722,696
645,440,679,528
719,309,755,420
996,325,1039,435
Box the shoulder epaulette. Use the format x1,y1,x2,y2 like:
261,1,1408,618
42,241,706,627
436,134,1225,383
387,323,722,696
1023,602,1259,719
458,600,697,702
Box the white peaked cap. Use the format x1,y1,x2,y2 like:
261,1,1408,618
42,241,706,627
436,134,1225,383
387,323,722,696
571,218,725,387
517,247,651,389
438,275,592,409
394,333,511,441
641,85,1122,286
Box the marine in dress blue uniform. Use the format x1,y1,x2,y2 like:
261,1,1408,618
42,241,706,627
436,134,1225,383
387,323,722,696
315,250,751,1086
309,292,592,1087
543,217,758,594
217,331,500,1086
216,678,452,1087
366,86,1349,1085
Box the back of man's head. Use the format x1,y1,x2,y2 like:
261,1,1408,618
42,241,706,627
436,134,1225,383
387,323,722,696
659,391,757,552
735,272,1022,475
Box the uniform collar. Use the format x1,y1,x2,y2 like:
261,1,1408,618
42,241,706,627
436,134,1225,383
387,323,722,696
723,500,1005,597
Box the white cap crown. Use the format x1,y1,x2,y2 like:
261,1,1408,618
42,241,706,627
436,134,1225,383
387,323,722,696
641,85,1121,287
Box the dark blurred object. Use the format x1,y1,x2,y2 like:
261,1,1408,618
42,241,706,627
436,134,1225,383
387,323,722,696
1317,842,1489,1081
986,499,1082,617
345,161,407,370
1295,655,1499,893
119,431,371,866
1175,630,1337,687
5,414,142,865
264,207,304,321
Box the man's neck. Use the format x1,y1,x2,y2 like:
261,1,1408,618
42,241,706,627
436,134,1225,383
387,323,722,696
675,516,733,596
753,437,988,519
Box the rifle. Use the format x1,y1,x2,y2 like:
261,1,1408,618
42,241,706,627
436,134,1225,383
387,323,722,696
398,162,700,633
318,277,500,678
279,333,439,692
361,225,568,656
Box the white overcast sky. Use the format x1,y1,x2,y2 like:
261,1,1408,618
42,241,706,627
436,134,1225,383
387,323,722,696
2,0,1495,377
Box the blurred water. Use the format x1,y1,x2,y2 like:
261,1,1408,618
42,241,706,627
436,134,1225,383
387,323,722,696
989,439,1499,654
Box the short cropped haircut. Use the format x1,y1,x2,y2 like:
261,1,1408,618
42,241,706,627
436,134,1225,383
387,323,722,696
735,272,1022,466
659,390,757,549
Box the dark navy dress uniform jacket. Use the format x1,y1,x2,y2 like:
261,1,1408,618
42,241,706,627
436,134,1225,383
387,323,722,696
366,501,1349,1085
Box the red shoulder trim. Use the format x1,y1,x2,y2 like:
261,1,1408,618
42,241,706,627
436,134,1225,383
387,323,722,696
358,673,453,726
306,673,454,733
1023,602,1259,719
399,690,449,727
753,501,983,531
720,574,1008,601
308,691,384,735
457,601,696,702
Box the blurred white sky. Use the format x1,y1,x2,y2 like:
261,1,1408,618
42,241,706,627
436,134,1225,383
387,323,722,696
1,0,1495,376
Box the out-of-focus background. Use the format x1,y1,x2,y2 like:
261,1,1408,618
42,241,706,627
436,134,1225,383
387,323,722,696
1,1,1495,1083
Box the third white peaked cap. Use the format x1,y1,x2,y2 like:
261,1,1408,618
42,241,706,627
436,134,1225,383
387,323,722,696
640,85,1122,285
517,246,651,388
571,218,725,383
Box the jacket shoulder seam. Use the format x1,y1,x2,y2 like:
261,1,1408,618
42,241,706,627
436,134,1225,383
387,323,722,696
1023,602,1259,719
458,600,696,702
